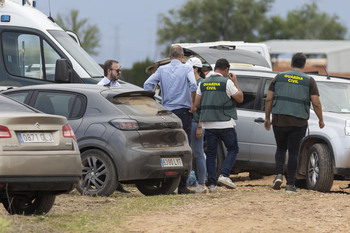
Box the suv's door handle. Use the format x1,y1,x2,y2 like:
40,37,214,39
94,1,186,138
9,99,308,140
254,117,265,123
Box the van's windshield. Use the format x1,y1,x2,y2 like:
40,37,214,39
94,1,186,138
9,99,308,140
48,30,103,79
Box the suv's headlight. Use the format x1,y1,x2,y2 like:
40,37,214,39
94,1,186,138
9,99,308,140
345,120,350,136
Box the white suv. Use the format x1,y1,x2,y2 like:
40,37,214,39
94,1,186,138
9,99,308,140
224,69,350,192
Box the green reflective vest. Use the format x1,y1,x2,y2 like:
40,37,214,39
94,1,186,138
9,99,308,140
200,75,237,122
272,70,311,119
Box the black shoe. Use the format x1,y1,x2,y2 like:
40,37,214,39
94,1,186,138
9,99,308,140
177,187,195,194
116,184,130,193
285,185,298,193
272,174,283,190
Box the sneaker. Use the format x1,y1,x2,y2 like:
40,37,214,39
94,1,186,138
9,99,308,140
208,184,218,193
195,184,208,193
285,185,298,193
272,174,283,190
177,186,195,194
217,175,236,189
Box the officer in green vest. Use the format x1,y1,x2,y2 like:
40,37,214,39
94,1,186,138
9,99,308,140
264,52,325,193
195,58,243,193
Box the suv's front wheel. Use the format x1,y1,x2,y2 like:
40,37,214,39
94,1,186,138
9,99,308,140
306,143,334,192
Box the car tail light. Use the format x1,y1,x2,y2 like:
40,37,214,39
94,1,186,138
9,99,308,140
0,125,11,138
110,119,139,131
62,124,76,142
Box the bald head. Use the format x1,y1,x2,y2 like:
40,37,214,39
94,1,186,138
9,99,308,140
169,45,184,59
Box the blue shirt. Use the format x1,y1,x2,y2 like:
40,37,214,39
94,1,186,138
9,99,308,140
143,59,197,110
97,76,120,87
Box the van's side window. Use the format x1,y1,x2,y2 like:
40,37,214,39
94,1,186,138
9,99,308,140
236,76,261,110
2,32,61,80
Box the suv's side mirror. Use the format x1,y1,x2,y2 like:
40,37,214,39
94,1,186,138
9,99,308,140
55,59,73,83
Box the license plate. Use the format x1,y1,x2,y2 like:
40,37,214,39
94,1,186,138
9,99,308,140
161,158,183,167
18,132,54,143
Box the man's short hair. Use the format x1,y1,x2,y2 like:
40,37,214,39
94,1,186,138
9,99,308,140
169,45,184,59
291,53,306,69
214,58,230,71
103,60,118,76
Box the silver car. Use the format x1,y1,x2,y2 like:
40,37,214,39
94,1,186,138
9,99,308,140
0,94,81,215
220,69,350,192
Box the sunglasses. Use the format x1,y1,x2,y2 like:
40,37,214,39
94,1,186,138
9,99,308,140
110,68,121,73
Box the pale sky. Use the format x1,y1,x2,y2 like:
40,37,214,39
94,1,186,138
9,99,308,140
33,0,350,68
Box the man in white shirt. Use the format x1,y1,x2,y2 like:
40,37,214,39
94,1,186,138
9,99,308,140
195,58,243,193
98,60,121,87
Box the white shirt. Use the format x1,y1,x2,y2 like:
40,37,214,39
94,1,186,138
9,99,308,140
196,71,238,129
97,76,120,87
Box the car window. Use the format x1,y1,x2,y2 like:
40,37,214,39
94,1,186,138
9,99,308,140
34,92,86,119
4,91,30,103
0,94,34,112
2,31,61,80
236,77,261,110
112,96,167,116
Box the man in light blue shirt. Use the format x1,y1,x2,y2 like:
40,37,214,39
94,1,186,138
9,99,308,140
144,45,197,194
98,60,121,87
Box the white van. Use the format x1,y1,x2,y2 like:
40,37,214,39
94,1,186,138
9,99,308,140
0,0,103,89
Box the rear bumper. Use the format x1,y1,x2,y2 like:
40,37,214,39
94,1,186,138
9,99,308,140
0,151,82,176
0,176,80,195
115,146,192,181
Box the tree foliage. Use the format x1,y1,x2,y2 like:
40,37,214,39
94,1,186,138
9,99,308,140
121,58,154,87
157,0,274,47
259,3,347,40
55,10,101,56
157,1,347,55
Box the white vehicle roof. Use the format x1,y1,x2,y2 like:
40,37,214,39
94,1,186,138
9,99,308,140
176,41,272,69
0,0,62,31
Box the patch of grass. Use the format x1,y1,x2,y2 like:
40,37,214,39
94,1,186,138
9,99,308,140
3,191,191,233
0,217,12,233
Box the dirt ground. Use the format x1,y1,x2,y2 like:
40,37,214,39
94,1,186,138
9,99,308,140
122,174,350,233
3,173,350,233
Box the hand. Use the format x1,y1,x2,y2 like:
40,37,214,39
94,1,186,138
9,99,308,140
196,127,203,139
264,119,271,131
319,120,325,129
189,103,196,113
229,73,237,83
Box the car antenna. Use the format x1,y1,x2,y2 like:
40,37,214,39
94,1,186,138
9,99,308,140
47,0,54,22
322,66,330,80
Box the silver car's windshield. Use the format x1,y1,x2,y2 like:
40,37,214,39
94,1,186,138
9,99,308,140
318,81,350,113
48,30,103,78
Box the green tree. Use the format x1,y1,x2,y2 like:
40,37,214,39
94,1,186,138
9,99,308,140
157,0,274,53
55,10,101,56
121,58,154,87
259,3,347,40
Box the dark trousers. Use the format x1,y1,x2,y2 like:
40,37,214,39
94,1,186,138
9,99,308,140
172,108,192,188
205,128,239,186
273,125,307,185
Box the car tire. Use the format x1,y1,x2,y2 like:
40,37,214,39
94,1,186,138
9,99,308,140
2,194,56,215
77,149,118,196
135,177,181,196
306,143,334,192
249,171,264,180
